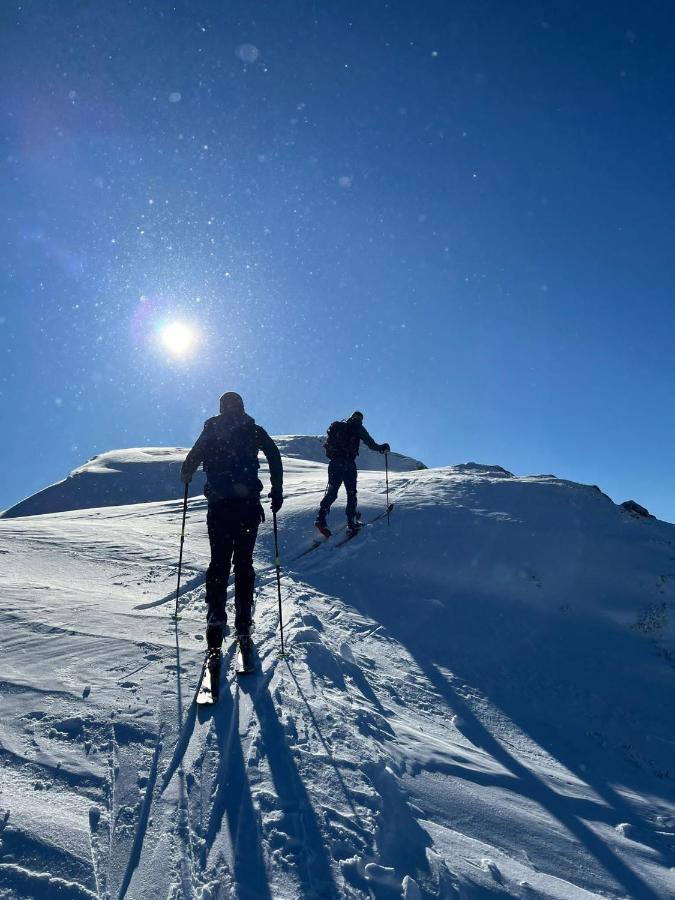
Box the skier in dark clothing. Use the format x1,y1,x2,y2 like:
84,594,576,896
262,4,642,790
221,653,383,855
315,411,389,537
181,392,283,668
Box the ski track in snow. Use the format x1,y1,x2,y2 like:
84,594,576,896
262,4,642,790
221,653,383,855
1,447,675,898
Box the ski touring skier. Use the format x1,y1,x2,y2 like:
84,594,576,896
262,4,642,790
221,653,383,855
315,411,390,538
181,391,283,695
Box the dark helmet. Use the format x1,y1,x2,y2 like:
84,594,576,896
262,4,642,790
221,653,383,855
349,410,364,421
219,391,245,414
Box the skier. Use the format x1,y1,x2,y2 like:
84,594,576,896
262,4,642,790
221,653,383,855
315,411,389,537
181,392,283,678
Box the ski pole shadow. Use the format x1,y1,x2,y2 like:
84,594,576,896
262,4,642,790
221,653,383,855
134,571,206,610
239,669,342,900
418,607,675,873
160,645,237,794
491,618,675,871
117,725,166,900
204,676,273,900
407,645,664,900
326,551,675,894
136,567,279,612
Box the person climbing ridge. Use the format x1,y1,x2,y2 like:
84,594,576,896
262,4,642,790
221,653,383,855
181,391,283,692
315,411,389,538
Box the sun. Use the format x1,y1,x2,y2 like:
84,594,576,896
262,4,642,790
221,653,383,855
160,321,196,357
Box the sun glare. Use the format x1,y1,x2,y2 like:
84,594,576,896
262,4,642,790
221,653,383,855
160,321,196,357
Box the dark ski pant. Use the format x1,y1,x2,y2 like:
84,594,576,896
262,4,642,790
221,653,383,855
319,458,358,522
205,498,260,649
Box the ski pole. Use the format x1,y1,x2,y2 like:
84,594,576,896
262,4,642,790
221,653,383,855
173,482,189,621
385,451,391,526
272,509,286,656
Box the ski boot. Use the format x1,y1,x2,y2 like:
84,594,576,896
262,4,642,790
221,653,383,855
346,513,363,537
197,648,222,705
236,633,255,675
207,648,222,692
314,511,331,539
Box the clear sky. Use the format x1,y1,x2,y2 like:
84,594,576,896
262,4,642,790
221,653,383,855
2,1,675,519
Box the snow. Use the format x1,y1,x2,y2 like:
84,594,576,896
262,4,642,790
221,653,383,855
1,443,674,898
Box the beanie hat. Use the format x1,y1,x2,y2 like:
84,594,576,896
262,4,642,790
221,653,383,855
219,391,245,414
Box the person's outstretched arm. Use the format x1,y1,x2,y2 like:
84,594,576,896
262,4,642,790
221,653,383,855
257,426,284,510
359,424,390,454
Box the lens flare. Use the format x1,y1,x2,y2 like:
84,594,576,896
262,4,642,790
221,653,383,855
160,321,196,357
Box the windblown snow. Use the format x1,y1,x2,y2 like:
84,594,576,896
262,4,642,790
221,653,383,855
0,441,674,899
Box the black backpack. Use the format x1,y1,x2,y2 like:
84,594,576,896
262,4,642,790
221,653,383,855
203,414,260,494
324,420,360,460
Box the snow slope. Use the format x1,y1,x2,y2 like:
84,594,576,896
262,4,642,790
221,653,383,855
1,438,425,519
1,449,674,899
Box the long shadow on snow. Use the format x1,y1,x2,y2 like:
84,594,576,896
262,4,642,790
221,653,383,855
354,584,672,899
135,567,279,612
117,724,166,900
284,652,442,898
284,636,460,898
419,653,664,900
239,670,342,900
203,674,273,900
449,606,675,866
301,507,675,896
160,644,238,793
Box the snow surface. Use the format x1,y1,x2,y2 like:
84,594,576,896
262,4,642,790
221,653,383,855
0,438,425,519
1,446,674,898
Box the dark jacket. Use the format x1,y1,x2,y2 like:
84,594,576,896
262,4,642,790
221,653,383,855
181,412,283,503
356,423,382,455
326,417,384,460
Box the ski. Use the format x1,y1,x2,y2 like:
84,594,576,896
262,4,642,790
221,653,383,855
196,651,222,705
289,522,348,562
333,504,394,547
291,536,327,562
235,637,256,675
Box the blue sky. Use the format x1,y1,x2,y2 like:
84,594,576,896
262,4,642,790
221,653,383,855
2,1,675,520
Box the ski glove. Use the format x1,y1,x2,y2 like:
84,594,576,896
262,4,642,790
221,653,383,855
379,443,391,454
269,488,284,514
180,471,192,485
